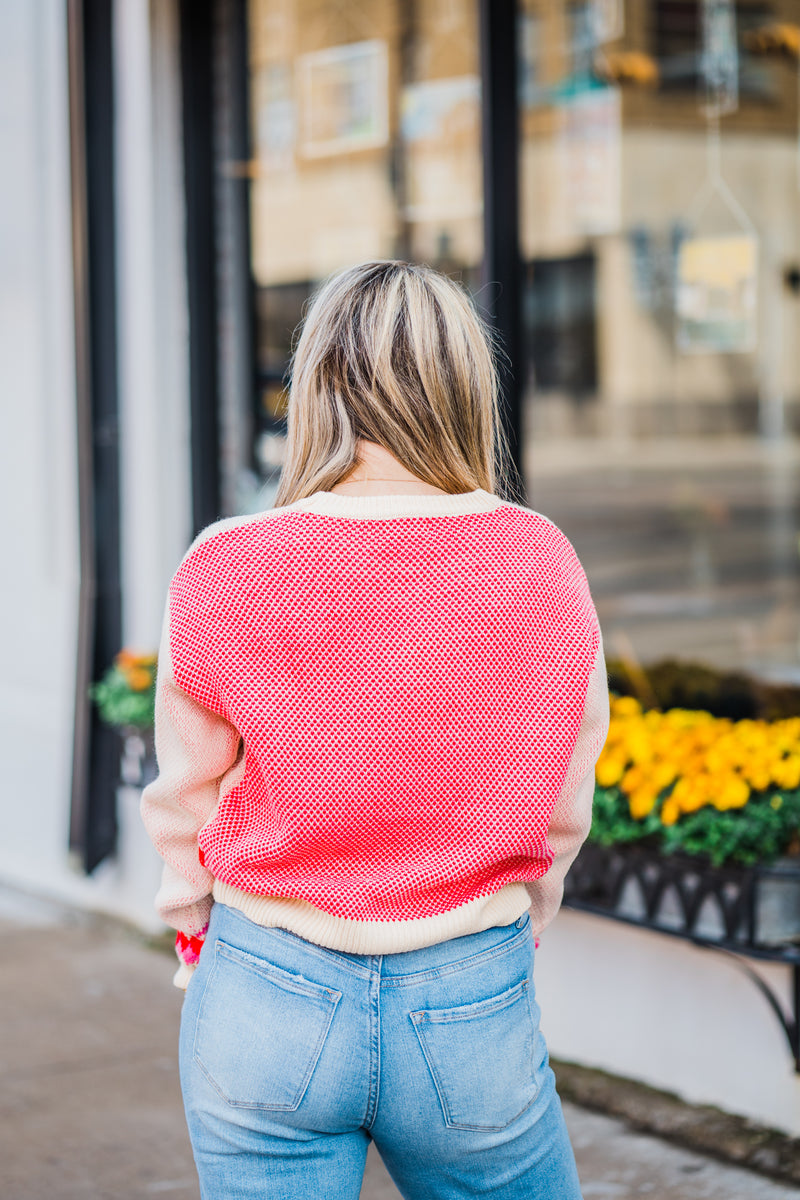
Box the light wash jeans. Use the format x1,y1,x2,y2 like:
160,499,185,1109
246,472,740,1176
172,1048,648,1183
179,901,583,1200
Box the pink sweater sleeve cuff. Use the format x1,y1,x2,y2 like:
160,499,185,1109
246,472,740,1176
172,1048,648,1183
175,922,209,967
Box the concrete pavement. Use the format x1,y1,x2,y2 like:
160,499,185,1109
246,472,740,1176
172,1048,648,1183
1,884,798,1200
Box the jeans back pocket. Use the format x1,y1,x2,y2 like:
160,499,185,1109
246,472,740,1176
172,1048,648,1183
193,939,341,1111
409,978,541,1131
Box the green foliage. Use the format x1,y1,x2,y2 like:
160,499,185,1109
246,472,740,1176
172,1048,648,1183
89,663,156,731
590,785,800,867
590,788,662,846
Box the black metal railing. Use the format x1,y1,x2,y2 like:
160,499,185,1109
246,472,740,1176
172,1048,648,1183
563,843,800,1070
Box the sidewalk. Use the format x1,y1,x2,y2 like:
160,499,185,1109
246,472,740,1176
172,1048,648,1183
1,884,798,1200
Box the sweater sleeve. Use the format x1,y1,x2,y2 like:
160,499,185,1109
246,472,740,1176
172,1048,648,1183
140,593,243,989
524,632,610,938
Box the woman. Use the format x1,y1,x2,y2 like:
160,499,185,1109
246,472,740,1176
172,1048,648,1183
140,260,609,1200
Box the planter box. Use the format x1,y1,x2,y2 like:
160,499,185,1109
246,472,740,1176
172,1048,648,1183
564,842,800,952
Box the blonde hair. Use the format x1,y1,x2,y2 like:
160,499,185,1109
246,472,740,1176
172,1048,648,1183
273,261,517,507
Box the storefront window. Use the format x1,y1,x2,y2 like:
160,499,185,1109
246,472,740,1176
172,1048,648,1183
232,0,800,688
516,1,800,686
245,0,483,481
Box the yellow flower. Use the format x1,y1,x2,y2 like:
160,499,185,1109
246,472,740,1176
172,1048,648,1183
770,794,784,810
772,757,800,792
777,717,800,743
663,709,691,729
628,788,657,820
706,746,736,774
627,733,655,765
661,798,680,826
668,776,705,814
601,700,795,827
682,790,708,814
116,648,157,670
596,755,626,788
621,765,646,795
742,759,772,792
716,775,750,810
652,730,679,757
127,667,153,692
651,761,678,791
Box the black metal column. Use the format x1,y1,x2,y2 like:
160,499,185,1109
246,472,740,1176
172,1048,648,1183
180,0,222,535
67,0,122,873
215,0,259,509
479,0,524,499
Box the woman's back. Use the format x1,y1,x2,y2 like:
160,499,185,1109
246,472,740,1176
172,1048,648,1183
161,487,600,924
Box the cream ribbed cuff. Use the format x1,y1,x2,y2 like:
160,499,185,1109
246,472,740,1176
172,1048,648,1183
210,878,532,955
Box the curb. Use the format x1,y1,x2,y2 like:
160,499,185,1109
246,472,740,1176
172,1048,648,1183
552,1057,800,1188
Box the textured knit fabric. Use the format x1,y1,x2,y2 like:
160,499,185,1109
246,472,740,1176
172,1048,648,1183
140,487,609,989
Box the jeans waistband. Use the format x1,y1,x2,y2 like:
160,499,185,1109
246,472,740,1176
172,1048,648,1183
208,901,533,985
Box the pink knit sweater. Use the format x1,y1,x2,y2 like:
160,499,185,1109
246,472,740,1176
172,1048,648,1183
140,487,609,988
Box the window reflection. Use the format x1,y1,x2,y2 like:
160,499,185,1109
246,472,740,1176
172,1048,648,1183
518,0,800,683
240,0,800,686
246,0,483,477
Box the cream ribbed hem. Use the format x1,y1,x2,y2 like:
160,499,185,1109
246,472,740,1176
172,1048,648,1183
210,878,532,955
173,960,195,990
287,487,506,521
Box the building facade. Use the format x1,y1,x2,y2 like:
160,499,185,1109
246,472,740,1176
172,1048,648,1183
2,0,800,1132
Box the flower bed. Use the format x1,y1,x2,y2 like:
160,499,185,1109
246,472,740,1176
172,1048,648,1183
565,694,800,954
591,696,800,868
89,650,158,787
89,649,157,732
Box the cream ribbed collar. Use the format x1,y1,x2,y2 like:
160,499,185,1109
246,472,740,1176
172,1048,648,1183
287,486,506,520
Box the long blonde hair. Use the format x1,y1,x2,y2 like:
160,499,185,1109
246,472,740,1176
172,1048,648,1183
273,261,517,507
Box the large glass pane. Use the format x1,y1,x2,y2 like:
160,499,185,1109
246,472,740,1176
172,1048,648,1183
519,0,800,684
245,0,483,492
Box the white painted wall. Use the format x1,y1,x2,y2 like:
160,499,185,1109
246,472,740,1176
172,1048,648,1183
536,909,800,1136
116,0,192,652
0,0,190,933
0,1,82,892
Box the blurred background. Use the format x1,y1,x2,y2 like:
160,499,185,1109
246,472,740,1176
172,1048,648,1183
3,0,800,1146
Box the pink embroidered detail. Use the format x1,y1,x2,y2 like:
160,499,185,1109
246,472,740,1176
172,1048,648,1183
176,924,208,966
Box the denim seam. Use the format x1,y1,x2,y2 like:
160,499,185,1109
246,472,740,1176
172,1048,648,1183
409,978,529,1023
190,945,221,1077
215,901,532,985
527,984,546,1108
215,939,343,1003
215,905,377,980
363,957,382,1129
379,924,532,989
